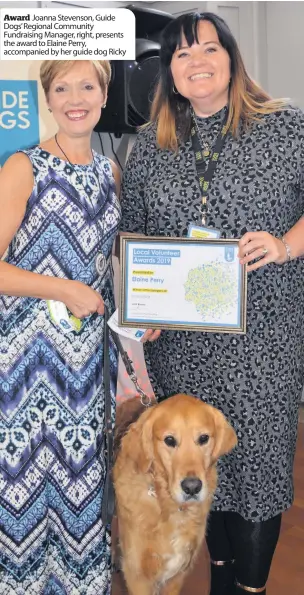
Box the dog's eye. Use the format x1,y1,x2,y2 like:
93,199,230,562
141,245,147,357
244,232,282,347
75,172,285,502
198,434,209,445
164,435,177,448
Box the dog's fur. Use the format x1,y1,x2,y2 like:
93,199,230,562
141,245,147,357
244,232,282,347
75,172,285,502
113,394,237,595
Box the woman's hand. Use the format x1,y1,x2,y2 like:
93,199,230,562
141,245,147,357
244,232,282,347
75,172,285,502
141,329,161,343
238,231,287,272
61,280,104,319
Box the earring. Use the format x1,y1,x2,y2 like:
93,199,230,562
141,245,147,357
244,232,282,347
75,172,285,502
48,108,52,113
102,103,107,108
172,85,179,95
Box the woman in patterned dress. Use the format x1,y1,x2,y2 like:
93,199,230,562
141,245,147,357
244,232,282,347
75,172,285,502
120,13,304,595
0,60,121,594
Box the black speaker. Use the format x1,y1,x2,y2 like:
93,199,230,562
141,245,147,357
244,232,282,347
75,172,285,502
94,5,174,136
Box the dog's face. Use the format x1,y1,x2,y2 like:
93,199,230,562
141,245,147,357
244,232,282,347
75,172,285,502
135,394,237,505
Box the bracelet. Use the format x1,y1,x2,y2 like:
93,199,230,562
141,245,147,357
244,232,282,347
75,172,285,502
281,237,292,262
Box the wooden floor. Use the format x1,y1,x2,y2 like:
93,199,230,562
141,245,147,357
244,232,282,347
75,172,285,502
112,418,304,595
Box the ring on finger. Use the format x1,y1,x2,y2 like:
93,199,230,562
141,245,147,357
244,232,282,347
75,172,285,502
262,247,268,255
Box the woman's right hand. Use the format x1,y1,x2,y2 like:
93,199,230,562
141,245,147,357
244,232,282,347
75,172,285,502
61,280,104,319
141,329,161,343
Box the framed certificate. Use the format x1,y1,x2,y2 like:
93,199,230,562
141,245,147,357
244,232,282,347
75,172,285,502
119,237,247,334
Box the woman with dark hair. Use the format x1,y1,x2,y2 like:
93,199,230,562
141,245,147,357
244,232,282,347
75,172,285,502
120,12,304,595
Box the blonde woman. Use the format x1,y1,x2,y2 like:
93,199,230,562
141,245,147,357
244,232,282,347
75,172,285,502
0,60,120,594
120,12,304,595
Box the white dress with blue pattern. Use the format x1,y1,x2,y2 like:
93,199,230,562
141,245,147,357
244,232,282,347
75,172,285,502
0,147,121,594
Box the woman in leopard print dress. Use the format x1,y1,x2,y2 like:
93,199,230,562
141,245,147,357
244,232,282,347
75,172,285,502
120,12,304,595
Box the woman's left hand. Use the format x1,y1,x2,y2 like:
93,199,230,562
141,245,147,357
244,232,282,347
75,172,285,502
238,231,287,272
141,329,161,343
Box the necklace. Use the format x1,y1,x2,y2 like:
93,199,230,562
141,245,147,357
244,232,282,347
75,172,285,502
55,133,96,196
190,108,211,158
54,133,108,277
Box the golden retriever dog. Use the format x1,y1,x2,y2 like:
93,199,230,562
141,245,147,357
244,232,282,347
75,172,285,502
113,394,237,595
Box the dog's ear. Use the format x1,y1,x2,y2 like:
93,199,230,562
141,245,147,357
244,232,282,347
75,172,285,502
136,407,156,473
125,405,156,473
211,407,237,462
114,397,147,462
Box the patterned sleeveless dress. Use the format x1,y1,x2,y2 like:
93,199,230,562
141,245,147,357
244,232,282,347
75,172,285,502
0,147,121,594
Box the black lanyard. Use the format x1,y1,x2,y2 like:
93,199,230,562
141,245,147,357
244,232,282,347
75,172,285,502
190,109,229,225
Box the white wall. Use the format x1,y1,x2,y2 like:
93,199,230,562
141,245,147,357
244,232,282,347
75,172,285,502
266,1,304,109
0,1,39,6
150,1,207,15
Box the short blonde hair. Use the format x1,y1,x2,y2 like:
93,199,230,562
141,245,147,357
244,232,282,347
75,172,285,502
40,60,111,97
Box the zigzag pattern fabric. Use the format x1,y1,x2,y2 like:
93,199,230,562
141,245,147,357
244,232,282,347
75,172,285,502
0,147,121,594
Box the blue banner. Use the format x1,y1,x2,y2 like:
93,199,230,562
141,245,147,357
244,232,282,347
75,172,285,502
0,80,40,166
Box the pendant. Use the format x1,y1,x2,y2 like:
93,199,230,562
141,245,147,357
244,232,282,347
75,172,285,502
203,149,210,157
96,252,107,276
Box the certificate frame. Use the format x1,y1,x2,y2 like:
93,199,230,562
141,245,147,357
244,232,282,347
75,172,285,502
119,236,247,334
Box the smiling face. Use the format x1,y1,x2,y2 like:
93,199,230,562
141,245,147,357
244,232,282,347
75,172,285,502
47,61,106,138
170,20,231,116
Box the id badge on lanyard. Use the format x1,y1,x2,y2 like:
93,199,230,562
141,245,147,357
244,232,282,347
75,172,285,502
187,224,220,239
47,300,82,333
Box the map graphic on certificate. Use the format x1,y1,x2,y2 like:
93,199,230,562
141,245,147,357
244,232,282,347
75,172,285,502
184,262,238,322
120,237,247,333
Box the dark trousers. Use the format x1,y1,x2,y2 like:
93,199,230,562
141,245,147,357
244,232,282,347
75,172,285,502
206,510,282,594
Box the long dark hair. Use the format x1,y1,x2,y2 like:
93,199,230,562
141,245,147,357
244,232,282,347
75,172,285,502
150,12,287,151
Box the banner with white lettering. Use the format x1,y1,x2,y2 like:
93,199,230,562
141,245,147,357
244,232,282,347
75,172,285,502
0,79,39,165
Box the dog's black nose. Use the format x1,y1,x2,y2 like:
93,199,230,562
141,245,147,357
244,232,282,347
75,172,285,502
181,477,202,496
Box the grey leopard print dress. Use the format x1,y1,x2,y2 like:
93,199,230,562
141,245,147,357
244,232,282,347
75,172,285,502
120,107,304,522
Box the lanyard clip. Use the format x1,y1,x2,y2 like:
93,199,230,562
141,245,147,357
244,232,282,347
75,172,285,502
129,372,152,407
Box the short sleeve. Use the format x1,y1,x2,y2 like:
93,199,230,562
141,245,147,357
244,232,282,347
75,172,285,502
120,130,150,235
